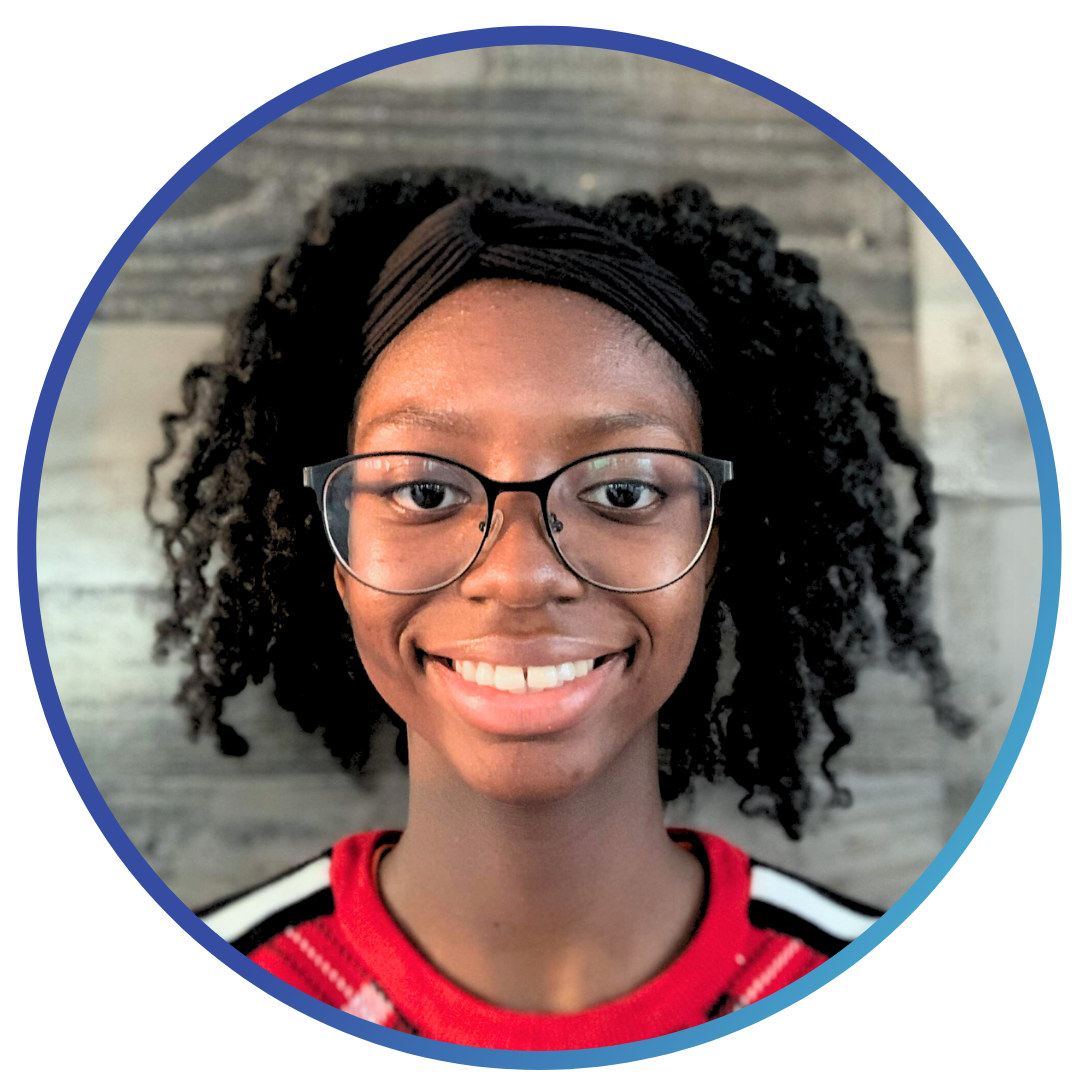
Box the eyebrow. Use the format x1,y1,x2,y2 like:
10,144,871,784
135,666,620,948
358,407,689,442
357,406,480,437
560,412,691,441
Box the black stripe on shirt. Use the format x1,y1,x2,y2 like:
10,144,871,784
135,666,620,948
748,860,884,957
228,886,336,956
194,850,336,955
748,900,850,957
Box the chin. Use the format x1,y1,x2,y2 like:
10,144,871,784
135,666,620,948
454,743,605,806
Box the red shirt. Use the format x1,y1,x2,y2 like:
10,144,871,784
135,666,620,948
201,829,878,1050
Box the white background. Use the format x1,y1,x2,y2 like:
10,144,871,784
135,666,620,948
4,2,1075,1076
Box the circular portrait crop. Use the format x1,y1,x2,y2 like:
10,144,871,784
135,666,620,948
30,37,1050,1064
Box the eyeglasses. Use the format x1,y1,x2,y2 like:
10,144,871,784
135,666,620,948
303,448,733,595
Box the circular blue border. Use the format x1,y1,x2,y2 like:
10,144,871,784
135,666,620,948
18,26,1060,1070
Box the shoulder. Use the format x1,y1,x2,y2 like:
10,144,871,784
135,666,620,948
679,829,883,958
195,831,394,955
195,849,335,955
747,858,884,957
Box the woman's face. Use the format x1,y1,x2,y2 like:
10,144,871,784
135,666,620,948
336,279,715,804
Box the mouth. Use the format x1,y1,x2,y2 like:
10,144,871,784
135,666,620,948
415,647,635,695
417,643,635,738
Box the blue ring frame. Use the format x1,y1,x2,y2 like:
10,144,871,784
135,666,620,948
17,25,1060,1070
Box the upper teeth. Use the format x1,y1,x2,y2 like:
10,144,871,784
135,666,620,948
452,658,595,693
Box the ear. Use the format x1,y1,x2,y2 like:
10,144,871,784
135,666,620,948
703,509,724,602
333,560,349,605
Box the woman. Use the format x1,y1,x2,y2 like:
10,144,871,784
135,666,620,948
150,167,968,1049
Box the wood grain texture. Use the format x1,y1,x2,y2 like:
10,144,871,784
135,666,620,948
99,48,912,336
37,46,1041,914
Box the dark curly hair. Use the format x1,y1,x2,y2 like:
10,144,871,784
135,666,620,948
147,165,970,839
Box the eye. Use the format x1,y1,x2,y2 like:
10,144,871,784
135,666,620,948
579,480,664,512
389,481,470,513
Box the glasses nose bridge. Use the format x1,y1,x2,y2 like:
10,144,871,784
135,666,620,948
485,474,554,515
481,478,558,552
489,474,552,497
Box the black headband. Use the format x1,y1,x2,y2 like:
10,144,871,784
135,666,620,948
361,196,715,377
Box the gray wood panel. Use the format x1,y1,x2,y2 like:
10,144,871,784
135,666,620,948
37,47,1041,916
100,48,913,336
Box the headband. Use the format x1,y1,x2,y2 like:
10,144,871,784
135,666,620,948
361,196,715,378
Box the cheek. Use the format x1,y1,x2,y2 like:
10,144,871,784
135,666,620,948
339,586,421,703
633,575,710,699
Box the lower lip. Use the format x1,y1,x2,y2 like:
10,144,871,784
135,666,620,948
424,654,630,737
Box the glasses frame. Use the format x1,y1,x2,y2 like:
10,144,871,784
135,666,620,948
303,448,734,595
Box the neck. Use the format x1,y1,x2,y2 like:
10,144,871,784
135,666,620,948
377,720,704,1012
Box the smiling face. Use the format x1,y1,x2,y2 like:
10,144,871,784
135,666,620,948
336,279,715,805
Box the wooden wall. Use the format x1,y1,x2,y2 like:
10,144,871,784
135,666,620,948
38,46,1040,911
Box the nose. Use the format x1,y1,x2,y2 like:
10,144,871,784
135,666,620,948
458,491,586,606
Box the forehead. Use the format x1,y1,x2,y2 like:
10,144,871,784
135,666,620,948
353,280,702,455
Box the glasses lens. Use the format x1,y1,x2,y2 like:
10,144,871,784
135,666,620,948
548,452,715,591
324,455,488,593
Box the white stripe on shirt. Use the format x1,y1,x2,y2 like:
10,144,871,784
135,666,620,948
750,865,877,942
201,856,332,943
